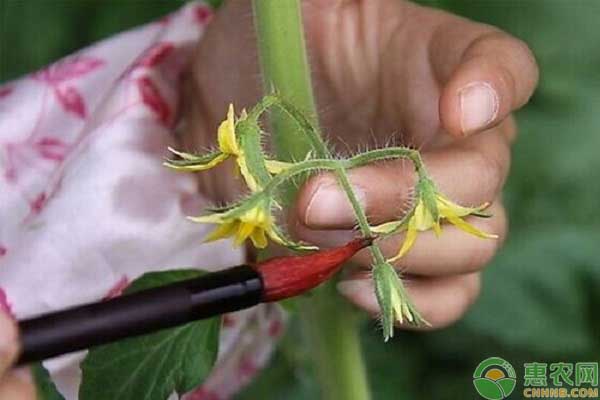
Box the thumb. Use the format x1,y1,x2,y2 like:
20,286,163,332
0,313,19,375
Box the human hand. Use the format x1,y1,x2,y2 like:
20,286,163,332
0,313,35,399
182,0,537,328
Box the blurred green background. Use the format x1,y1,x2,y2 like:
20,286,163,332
2,0,599,399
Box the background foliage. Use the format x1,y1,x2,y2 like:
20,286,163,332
2,0,599,399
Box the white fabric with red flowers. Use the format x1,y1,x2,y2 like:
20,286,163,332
0,2,283,399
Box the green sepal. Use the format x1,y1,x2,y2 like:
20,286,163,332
164,148,225,169
270,225,319,251
373,262,428,341
416,176,439,222
372,263,395,341
236,118,272,188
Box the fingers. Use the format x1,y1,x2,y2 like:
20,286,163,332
0,313,19,375
338,272,481,329
295,200,506,276
0,370,37,400
0,314,32,400
296,128,510,229
433,24,538,136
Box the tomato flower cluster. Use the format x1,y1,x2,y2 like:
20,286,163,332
165,95,495,338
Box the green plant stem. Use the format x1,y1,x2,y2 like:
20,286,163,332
252,2,370,399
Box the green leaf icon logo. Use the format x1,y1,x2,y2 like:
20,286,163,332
473,357,517,400
473,378,504,400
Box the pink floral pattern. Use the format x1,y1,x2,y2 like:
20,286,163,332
33,137,70,162
32,56,104,84
0,3,281,400
194,4,214,25
138,76,171,126
32,55,104,120
137,42,175,68
54,86,87,118
0,87,13,98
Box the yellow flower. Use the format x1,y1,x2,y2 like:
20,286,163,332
216,104,240,155
378,194,497,262
190,203,286,249
165,104,290,192
215,104,261,191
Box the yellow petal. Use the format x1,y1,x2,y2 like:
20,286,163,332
390,286,403,325
437,194,487,218
445,213,498,239
204,221,238,242
250,228,268,248
240,206,262,224
432,221,442,237
236,152,260,192
164,153,228,172
235,222,256,246
265,159,292,174
389,220,418,262
217,104,239,155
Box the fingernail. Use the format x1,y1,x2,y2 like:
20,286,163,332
305,181,366,227
459,82,499,134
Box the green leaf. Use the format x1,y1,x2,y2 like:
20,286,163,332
32,363,66,400
79,269,220,400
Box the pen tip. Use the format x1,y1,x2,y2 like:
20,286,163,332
257,237,371,302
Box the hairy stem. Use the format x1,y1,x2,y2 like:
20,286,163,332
253,2,370,399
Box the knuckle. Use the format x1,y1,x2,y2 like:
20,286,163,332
470,30,539,103
467,235,499,271
22,383,38,400
464,273,482,307
510,37,539,78
425,276,481,329
500,115,518,142
469,150,506,199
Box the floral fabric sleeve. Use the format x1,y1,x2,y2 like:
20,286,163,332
0,2,283,399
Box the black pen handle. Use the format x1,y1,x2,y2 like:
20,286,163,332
17,265,263,365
